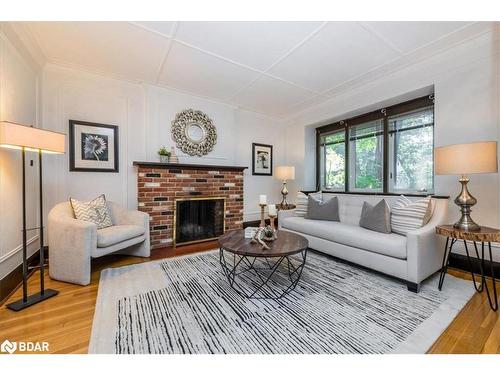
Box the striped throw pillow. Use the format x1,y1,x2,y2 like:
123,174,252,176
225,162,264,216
295,191,322,217
70,194,113,229
390,195,432,235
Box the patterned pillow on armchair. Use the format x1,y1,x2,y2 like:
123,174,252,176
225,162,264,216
70,194,113,229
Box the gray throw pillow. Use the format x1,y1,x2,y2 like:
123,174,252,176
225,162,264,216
359,199,391,234
305,196,340,222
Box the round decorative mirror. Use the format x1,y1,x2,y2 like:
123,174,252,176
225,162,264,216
171,109,217,156
185,123,205,144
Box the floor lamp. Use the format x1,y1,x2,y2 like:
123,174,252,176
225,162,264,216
0,121,65,311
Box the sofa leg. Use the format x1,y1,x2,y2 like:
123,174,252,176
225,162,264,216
407,282,421,293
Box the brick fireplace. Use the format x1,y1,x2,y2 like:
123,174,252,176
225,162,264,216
134,162,246,249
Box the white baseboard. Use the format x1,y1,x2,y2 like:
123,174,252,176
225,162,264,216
0,235,39,279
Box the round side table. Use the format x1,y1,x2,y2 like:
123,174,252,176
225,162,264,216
436,225,498,311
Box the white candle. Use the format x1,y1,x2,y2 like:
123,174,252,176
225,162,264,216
259,194,267,205
268,204,277,216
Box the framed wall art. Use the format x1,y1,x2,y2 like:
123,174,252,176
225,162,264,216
252,143,273,176
69,120,119,172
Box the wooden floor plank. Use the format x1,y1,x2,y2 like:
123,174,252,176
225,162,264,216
0,242,498,354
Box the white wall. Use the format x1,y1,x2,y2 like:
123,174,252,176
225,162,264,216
41,65,285,226
0,24,41,278
285,24,500,260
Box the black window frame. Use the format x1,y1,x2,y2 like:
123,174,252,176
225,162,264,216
316,95,435,196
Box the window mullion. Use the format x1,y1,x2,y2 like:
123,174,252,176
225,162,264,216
344,123,348,192
383,113,388,194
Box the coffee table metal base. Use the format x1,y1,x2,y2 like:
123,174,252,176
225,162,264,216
219,247,307,299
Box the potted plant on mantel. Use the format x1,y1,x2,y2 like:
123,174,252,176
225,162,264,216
157,146,171,163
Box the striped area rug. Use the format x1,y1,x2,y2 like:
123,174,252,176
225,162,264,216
89,250,474,354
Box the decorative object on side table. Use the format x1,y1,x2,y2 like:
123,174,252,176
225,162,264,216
69,120,119,172
157,146,171,163
171,109,217,156
252,143,273,176
275,166,295,208
0,121,65,311
435,141,497,231
436,225,498,311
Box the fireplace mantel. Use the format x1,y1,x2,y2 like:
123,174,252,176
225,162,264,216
133,161,247,172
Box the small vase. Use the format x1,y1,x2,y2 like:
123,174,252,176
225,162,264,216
159,155,169,163
169,146,179,163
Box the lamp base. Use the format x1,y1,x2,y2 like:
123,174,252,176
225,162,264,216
6,289,59,311
453,218,480,232
280,180,289,207
453,176,480,232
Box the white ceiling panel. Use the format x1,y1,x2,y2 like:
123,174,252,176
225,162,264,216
26,22,169,82
362,21,472,54
230,75,316,117
131,21,177,37
175,21,323,70
158,41,260,101
268,22,401,93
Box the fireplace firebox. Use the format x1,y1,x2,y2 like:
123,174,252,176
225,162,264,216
174,197,225,246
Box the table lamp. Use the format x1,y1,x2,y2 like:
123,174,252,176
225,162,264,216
0,121,65,311
275,166,295,208
435,141,497,231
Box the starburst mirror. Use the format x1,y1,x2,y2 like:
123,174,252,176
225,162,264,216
171,109,217,156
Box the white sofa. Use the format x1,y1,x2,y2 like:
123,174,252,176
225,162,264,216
278,193,448,292
48,201,150,285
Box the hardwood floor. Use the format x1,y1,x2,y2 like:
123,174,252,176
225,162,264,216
0,242,498,354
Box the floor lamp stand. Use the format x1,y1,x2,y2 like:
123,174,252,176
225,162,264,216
7,148,59,311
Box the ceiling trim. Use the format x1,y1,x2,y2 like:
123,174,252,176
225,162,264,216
357,22,405,55
154,22,178,83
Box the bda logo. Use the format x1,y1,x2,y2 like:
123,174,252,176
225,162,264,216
1,339,17,354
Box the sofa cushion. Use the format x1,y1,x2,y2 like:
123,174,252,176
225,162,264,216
295,191,321,217
281,216,407,259
359,199,391,233
305,196,340,221
391,195,432,235
97,225,145,248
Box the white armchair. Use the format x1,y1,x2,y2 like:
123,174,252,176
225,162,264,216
48,201,150,285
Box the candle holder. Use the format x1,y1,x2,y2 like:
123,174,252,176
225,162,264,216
259,203,267,227
268,214,277,231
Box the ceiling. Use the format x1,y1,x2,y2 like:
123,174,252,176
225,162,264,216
16,21,483,119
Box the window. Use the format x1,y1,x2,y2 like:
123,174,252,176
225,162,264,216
388,107,434,193
348,119,384,192
319,129,345,190
316,95,434,195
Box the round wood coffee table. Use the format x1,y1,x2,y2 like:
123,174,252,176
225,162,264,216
218,229,309,299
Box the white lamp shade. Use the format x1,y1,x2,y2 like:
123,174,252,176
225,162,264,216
0,121,65,154
435,141,497,175
275,166,295,180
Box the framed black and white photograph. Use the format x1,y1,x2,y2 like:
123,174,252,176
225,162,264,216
69,120,119,172
252,143,273,176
